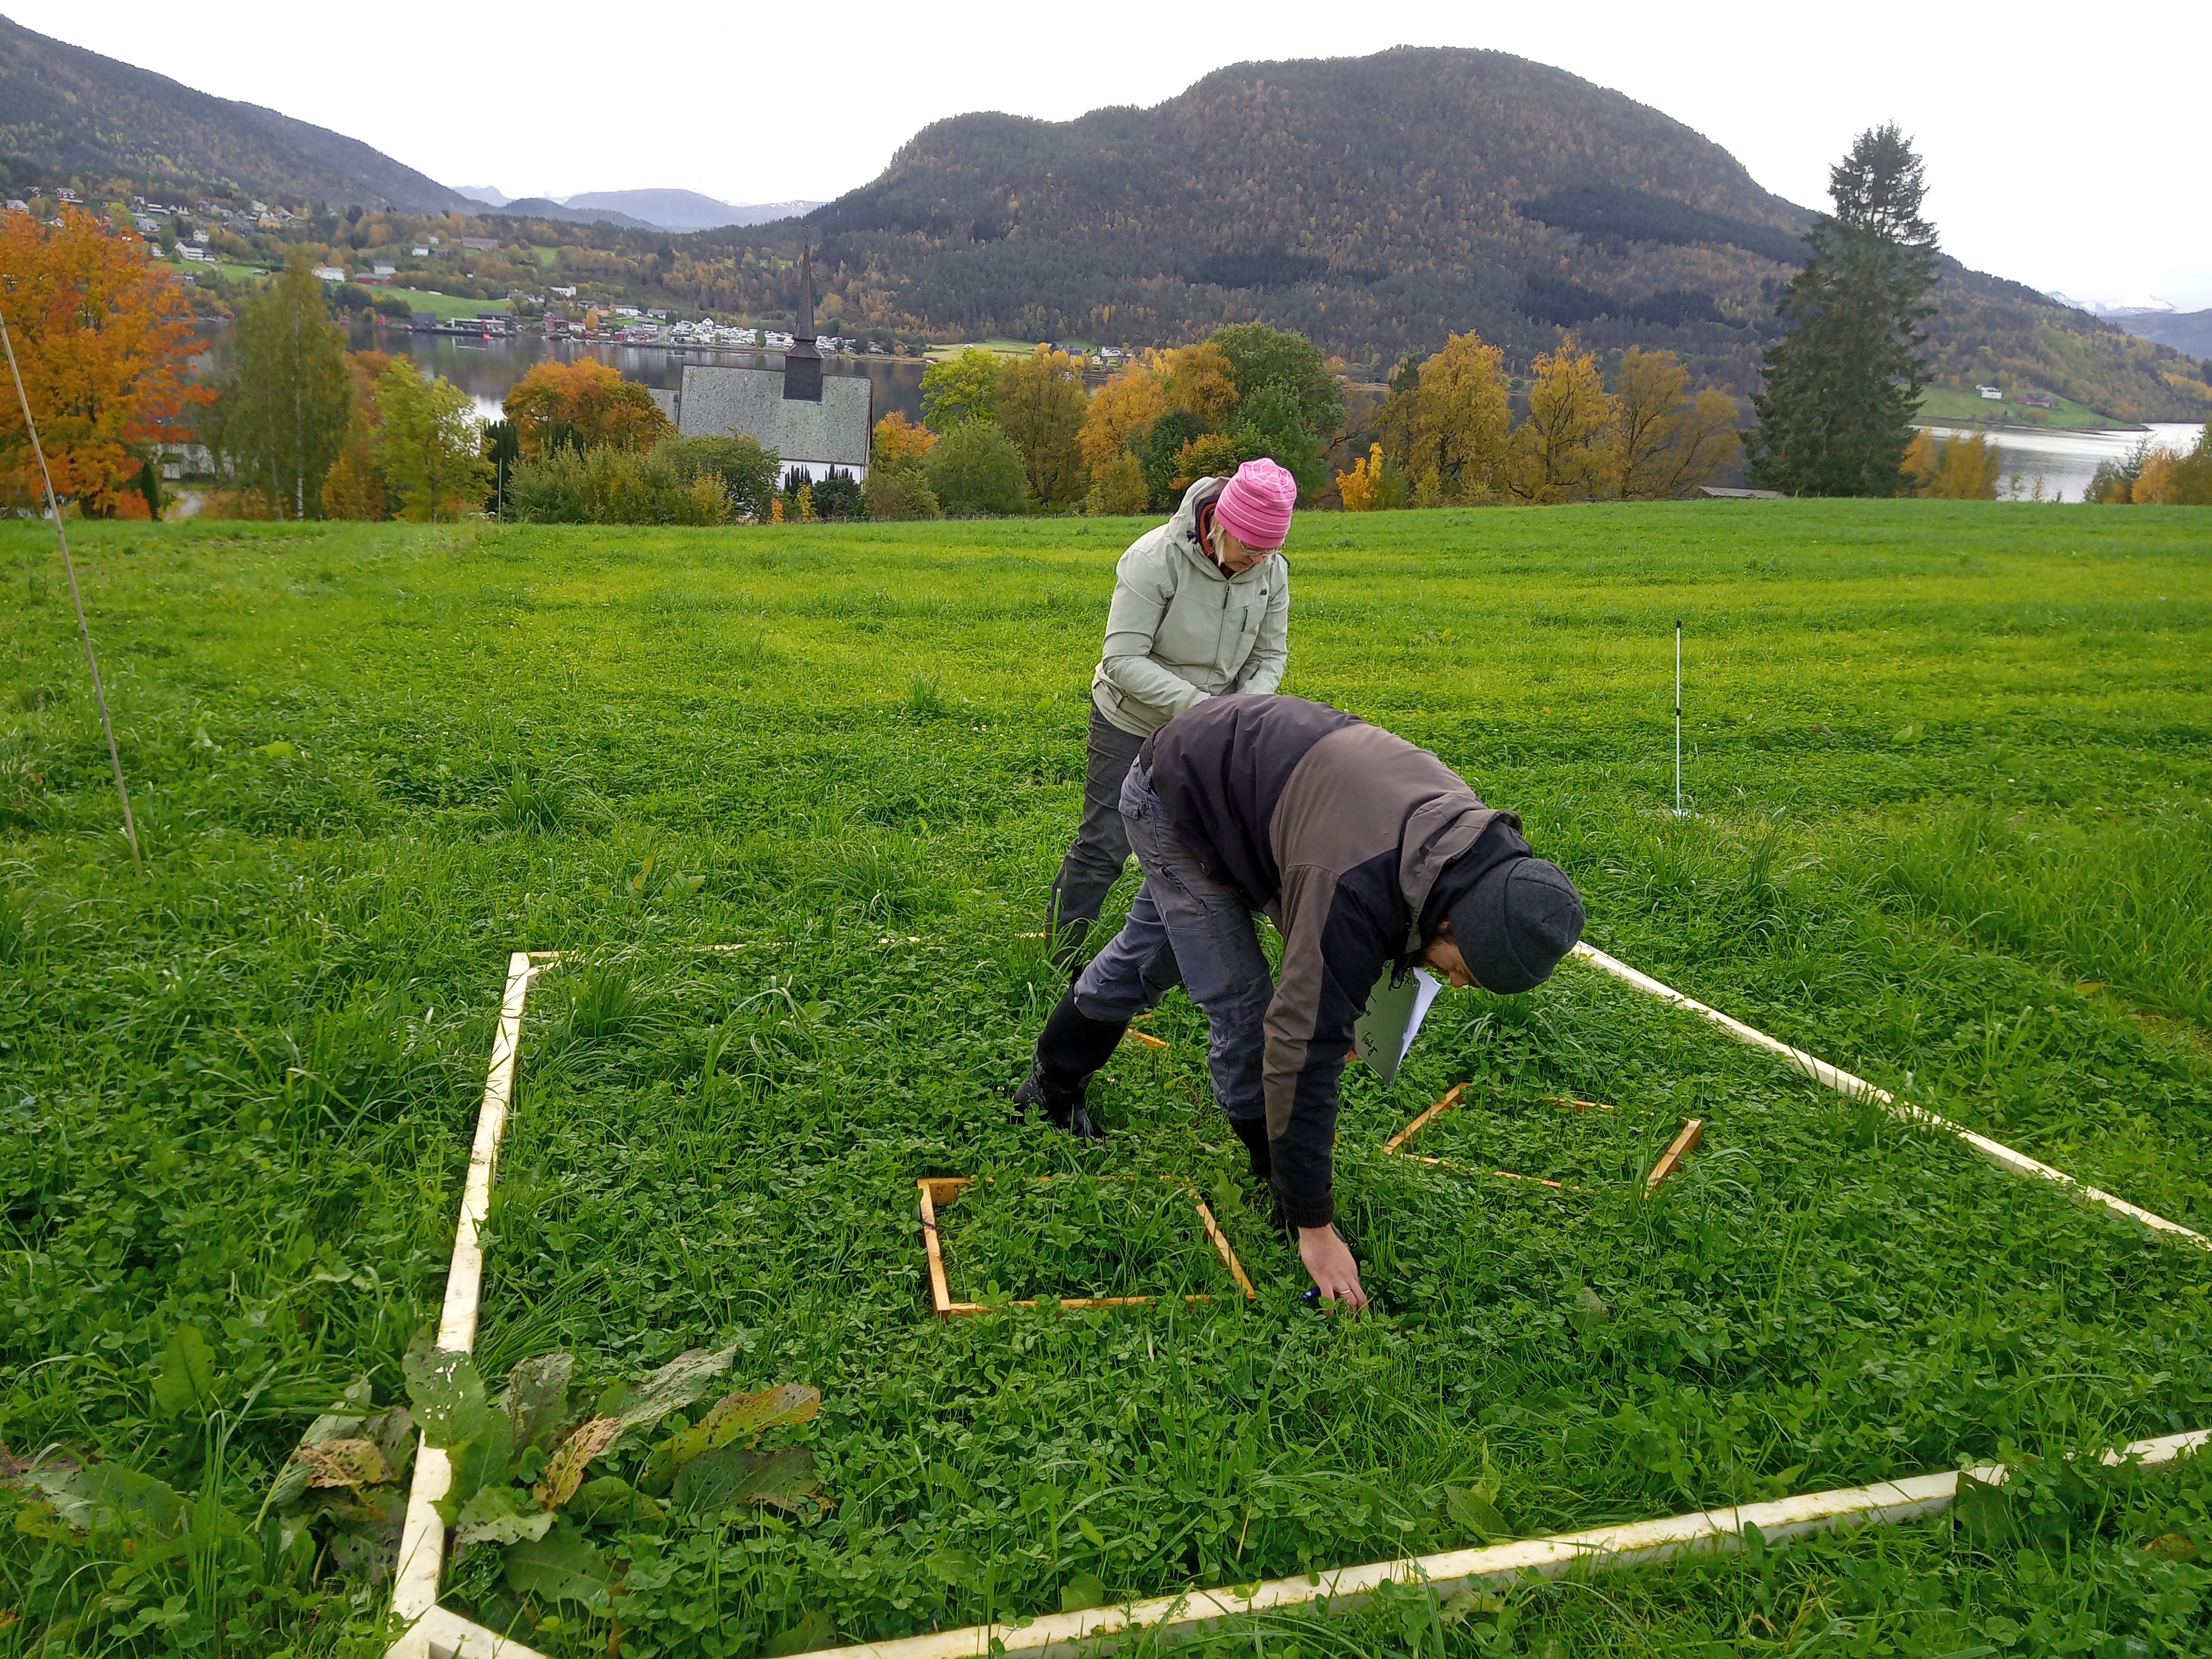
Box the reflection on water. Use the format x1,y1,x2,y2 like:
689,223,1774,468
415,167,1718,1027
191,318,928,426
1917,421,2204,503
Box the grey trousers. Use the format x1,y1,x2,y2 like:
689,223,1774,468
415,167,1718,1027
1073,763,1266,1124
1044,708,1186,995
1047,707,1160,966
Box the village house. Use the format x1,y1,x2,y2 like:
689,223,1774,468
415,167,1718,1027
672,247,871,484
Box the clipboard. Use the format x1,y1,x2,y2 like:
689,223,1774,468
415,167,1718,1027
1351,966,1443,1086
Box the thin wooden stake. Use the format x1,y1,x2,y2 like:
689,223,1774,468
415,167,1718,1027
1644,1118,1705,1195
1395,1153,1585,1193
1196,1198,1256,1299
917,1179,957,1318
0,301,142,873
1383,1083,1465,1153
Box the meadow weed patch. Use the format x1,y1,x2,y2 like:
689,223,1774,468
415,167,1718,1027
3,502,2211,1655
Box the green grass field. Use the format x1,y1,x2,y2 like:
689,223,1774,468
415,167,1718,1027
4,502,2212,1657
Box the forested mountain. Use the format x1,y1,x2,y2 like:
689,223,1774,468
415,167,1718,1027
2109,309,2212,359
0,14,468,211
772,46,2205,417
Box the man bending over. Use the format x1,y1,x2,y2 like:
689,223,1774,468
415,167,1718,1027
1014,695,1586,1309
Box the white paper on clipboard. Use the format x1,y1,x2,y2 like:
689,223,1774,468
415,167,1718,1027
1351,966,1443,1086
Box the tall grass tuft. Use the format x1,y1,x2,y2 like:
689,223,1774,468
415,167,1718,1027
905,674,950,719
567,961,647,1045
484,769,596,836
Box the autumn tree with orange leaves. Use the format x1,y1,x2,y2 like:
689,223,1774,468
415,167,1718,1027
0,209,208,516
501,358,671,458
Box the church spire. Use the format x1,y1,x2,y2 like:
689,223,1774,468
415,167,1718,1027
782,240,824,402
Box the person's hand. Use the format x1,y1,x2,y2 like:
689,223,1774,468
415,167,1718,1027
1298,1226,1368,1311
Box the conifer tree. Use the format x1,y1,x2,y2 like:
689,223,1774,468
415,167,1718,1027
1746,125,1939,496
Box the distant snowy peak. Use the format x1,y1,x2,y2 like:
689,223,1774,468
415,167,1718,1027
2046,290,2180,317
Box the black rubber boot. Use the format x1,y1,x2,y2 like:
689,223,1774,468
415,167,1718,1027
1013,986,1125,1140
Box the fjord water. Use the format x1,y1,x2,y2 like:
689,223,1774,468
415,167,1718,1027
1917,420,2205,501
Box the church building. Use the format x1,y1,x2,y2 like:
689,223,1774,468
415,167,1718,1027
673,246,872,482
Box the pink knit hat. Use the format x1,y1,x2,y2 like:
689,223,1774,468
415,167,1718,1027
1213,458,1297,550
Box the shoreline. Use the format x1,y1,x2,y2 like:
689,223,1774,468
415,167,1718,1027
1912,415,2148,436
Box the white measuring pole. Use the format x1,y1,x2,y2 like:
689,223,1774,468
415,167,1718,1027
1673,618,1683,816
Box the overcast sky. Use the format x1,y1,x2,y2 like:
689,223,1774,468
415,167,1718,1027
21,0,2210,309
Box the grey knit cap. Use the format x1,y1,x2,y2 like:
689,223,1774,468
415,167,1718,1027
1447,857,1585,994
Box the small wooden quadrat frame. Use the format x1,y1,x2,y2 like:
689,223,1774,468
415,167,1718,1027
1383,1081,1704,1196
917,1175,1256,1317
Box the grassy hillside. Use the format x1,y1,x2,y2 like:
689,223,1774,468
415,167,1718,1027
4,505,2212,1655
1915,384,2129,430
0,14,469,211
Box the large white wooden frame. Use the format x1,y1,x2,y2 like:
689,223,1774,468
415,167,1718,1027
387,945,2211,1659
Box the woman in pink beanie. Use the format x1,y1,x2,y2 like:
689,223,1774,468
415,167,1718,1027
1043,458,1298,975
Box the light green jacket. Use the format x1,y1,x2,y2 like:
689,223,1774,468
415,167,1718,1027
1091,476,1292,737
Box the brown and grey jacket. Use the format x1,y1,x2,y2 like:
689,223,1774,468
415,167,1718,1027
1146,695,1531,1228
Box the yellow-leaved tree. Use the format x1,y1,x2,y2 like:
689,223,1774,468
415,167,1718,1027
1401,332,1513,505
2130,427,2212,504
871,410,936,467
1608,347,1743,500
320,350,398,520
863,411,941,520
1080,363,1167,484
996,345,1089,508
1901,430,2000,499
1505,338,1618,503
1334,443,1407,511
1336,443,1384,512
1159,341,1239,427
